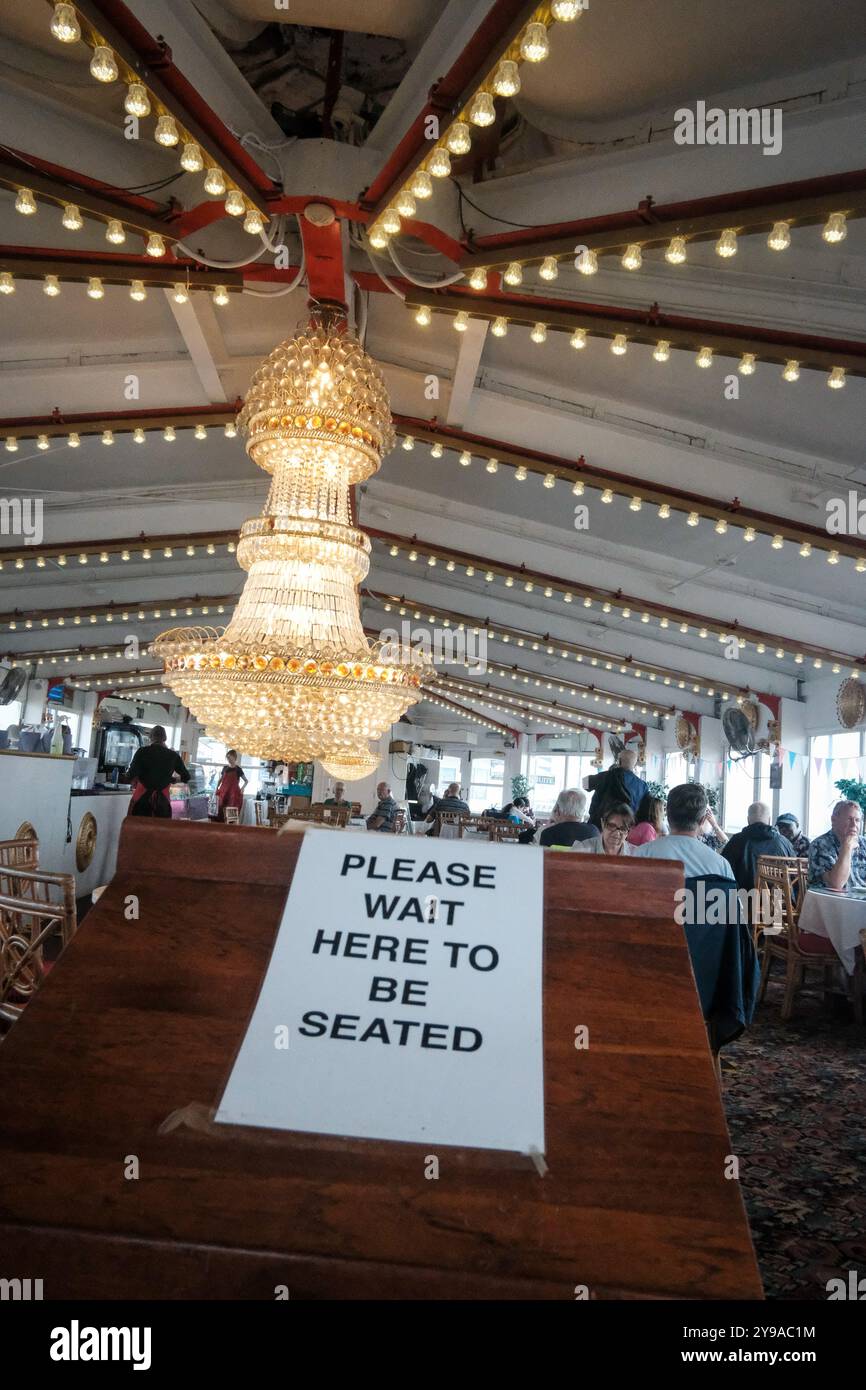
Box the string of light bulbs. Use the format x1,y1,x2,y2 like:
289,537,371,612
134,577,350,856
0,266,238,306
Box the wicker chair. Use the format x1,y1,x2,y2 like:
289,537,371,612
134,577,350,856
0,866,78,1028
756,856,838,1021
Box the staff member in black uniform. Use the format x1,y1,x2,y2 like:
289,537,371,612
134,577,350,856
127,725,191,818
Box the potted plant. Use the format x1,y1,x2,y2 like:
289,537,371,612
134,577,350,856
834,778,866,817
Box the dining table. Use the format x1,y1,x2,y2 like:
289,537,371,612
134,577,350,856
798,886,866,975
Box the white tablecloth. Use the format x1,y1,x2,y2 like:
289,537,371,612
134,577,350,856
798,889,866,975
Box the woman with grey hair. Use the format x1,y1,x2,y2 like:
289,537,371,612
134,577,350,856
539,788,601,849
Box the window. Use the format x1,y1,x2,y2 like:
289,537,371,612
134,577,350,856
723,756,756,833
437,754,463,798
807,730,864,838
524,753,600,816
468,756,503,814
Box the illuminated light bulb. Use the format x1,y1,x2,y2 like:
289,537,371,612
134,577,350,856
133,428,145,444
381,206,402,235
368,223,389,250
428,555,437,567
486,457,498,473
629,495,642,511
716,228,737,257
415,304,432,327
687,511,700,526
468,266,487,290
552,0,583,18
469,91,496,127
577,248,598,275
62,202,83,231
794,652,804,664
649,339,671,364
141,548,151,559
856,559,866,574
395,188,416,218
610,333,627,355
154,114,179,147
43,274,61,296
500,264,524,291
570,327,587,351
401,436,414,451
163,547,173,558
186,545,196,556
99,551,109,563
0,272,13,294
90,45,118,83
212,284,230,307
243,206,265,236
799,541,811,557
4,437,17,452
493,59,521,97
163,425,176,442
714,517,728,534
459,451,472,467
129,279,146,301
572,480,585,495
743,526,756,542
101,429,114,446
37,434,49,450
544,474,556,489
446,122,471,156
530,322,547,343
491,316,508,337
600,488,614,503
696,345,713,369
665,235,687,264
520,21,550,62
430,441,443,458
827,549,840,564
172,282,189,304
409,169,433,200
204,166,226,196
105,218,125,244
224,422,237,438
86,276,104,299
515,466,527,481
622,243,642,271
67,432,80,448
50,3,80,42
78,553,87,565
822,212,847,243
195,424,207,440
771,534,784,549
656,502,671,520
146,232,166,258
225,189,245,217
782,359,800,382
15,187,36,216
539,255,559,281
768,220,790,251
738,352,756,375
125,82,151,118
454,311,470,332
427,146,451,179
408,549,417,562
828,366,846,389
504,575,514,586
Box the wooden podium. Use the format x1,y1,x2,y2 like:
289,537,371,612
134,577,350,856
0,820,762,1299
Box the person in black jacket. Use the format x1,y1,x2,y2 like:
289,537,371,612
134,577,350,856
127,726,190,818
722,802,794,890
583,749,647,829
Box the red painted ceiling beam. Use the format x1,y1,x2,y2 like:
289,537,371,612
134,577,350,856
462,167,866,264
0,151,174,239
72,0,279,210
361,0,539,217
297,213,347,306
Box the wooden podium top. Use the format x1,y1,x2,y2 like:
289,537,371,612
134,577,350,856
0,820,762,1300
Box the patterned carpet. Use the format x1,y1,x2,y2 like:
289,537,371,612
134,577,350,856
721,963,866,1300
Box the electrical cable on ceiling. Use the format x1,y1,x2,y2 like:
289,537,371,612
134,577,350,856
387,239,465,289
174,214,292,270
364,247,406,300
451,176,537,230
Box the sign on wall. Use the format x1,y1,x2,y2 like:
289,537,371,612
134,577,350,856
216,830,545,1153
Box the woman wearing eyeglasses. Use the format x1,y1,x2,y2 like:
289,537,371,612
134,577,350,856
573,803,636,856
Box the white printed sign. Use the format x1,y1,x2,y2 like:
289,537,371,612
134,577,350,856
216,830,545,1153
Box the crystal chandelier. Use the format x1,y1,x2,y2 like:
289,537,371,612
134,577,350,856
152,311,428,779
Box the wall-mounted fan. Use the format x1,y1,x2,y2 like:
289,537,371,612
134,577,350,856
0,666,26,705
722,706,756,760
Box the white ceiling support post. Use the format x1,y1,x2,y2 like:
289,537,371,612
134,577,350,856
447,318,489,428
165,293,229,403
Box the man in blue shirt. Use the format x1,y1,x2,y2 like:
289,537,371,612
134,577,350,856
634,783,735,879
583,749,647,829
808,800,866,890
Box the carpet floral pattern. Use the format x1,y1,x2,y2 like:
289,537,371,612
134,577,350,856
721,968,866,1300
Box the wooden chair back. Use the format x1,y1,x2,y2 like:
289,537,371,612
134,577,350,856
754,856,800,942
317,805,350,828
0,867,78,1025
223,807,240,825
253,801,270,827
490,821,520,843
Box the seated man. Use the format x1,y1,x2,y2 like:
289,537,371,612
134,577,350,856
323,781,351,808
633,783,735,879
430,783,471,816
366,780,398,833
722,802,793,891
540,789,600,848
775,812,809,859
808,799,866,891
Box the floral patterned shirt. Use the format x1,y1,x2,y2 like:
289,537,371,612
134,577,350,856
807,830,866,889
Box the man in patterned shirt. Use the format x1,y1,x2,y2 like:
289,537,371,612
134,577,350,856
808,800,866,890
